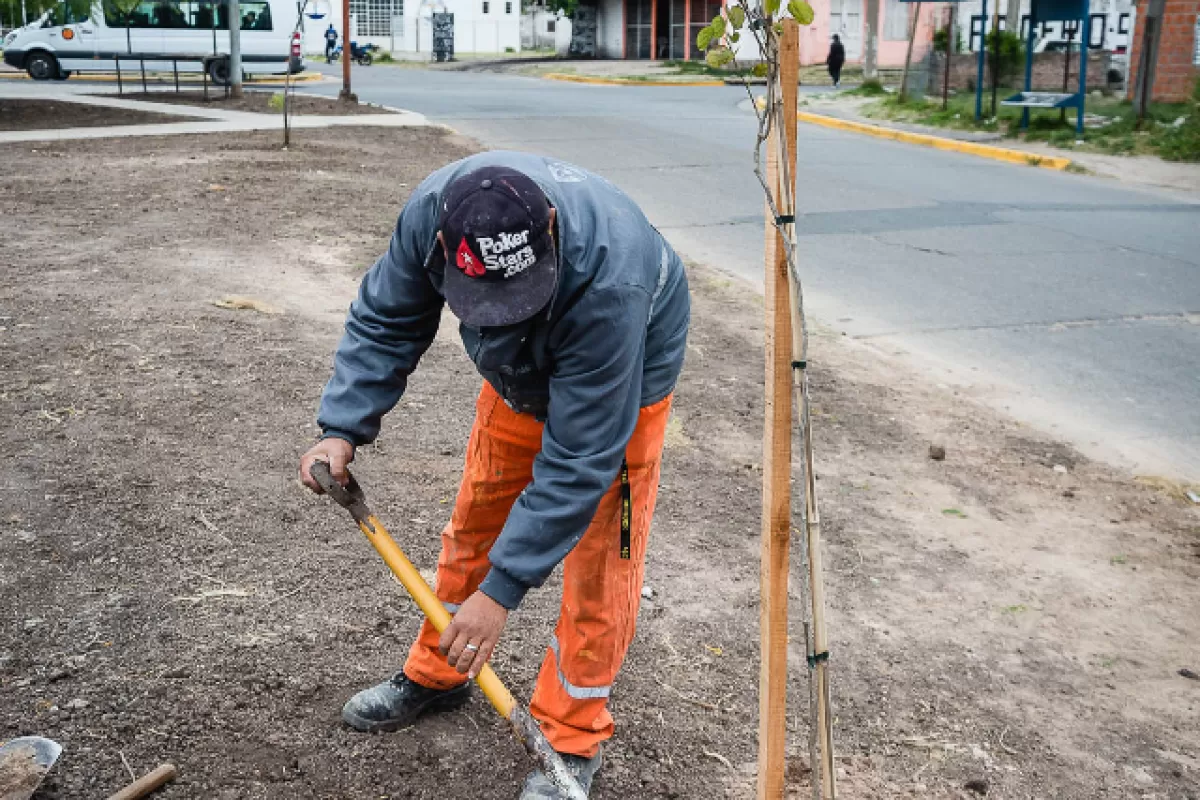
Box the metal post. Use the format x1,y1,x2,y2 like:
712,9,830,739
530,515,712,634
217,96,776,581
942,2,954,110
1077,0,1089,136
975,0,987,120
1021,9,1034,128
230,0,244,97
340,0,352,98
116,57,123,95
21,0,27,26
174,59,180,91
140,58,147,91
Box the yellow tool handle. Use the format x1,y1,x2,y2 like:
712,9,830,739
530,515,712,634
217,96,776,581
355,513,515,718
308,461,588,800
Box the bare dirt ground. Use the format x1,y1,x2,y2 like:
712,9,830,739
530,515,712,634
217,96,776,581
1,124,1198,800
0,98,198,130
110,91,394,115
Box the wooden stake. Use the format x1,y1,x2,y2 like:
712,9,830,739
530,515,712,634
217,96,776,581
758,20,800,800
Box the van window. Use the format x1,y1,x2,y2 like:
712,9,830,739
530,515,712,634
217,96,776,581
43,2,91,26
102,0,271,30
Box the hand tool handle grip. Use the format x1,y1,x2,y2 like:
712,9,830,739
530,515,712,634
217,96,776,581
317,466,587,800
105,763,177,800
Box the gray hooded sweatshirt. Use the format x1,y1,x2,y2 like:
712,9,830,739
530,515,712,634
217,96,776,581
318,152,690,609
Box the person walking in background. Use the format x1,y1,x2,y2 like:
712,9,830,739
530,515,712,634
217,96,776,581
325,23,338,62
827,34,846,88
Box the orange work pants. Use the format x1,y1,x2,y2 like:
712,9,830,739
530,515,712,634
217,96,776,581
404,382,672,757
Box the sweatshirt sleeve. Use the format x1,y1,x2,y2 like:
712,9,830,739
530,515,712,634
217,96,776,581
317,192,444,446
478,285,652,609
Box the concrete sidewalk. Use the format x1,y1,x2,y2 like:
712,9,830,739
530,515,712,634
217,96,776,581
0,85,430,143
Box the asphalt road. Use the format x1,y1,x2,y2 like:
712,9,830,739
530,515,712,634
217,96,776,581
311,64,1200,481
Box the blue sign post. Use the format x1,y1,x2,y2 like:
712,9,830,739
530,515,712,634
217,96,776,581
1004,0,1092,135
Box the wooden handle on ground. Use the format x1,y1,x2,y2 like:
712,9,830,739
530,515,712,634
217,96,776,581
106,763,177,800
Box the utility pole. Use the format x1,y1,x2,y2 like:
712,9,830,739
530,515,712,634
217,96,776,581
863,0,879,78
229,0,243,97
1133,0,1167,127
340,0,354,100
1005,0,1020,43
942,2,955,110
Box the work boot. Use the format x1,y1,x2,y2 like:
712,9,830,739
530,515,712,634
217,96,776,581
519,748,602,799
341,671,471,733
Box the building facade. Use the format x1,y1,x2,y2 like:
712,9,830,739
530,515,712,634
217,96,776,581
306,0,522,54
582,0,1135,66
1126,0,1199,100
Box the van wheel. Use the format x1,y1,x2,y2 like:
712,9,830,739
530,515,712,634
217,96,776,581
53,70,72,81
26,51,59,81
208,58,230,86
358,52,372,66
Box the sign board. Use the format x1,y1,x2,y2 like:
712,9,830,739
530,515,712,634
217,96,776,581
432,12,454,62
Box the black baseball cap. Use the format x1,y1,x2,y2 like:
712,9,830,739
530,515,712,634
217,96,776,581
433,166,557,328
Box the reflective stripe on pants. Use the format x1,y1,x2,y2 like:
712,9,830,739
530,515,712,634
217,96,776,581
403,382,672,757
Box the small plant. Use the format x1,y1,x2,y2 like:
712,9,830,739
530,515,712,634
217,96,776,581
1110,554,1127,565
1002,604,1028,614
854,78,887,96
505,46,515,53
932,25,962,55
375,50,395,63
268,92,286,112
941,508,967,518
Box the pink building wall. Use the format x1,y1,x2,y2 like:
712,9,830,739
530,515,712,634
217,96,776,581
795,0,941,67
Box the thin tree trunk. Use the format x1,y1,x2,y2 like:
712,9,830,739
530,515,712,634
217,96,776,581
1005,0,1020,42
899,1,921,102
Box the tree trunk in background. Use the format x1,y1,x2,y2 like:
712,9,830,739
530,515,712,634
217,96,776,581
899,1,921,101
1005,0,1020,42
1133,0,1167,126
863,0,879,78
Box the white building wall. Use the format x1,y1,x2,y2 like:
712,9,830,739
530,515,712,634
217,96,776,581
949,0,1134,52
596,0,623,57
306,0,520,54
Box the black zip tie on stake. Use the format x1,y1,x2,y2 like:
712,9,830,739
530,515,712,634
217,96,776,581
807,651,830,669
775,214,795,225
791,360,806,370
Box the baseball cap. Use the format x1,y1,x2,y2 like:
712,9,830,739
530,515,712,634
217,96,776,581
433,165,557,328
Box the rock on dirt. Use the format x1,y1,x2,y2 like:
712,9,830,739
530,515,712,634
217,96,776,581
928,444,946,461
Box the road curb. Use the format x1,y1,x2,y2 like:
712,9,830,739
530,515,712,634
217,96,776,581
0,71,325,85
796,110,1073,171
542,72,724,87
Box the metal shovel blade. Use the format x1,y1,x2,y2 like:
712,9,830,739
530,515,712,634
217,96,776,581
0,736,62,800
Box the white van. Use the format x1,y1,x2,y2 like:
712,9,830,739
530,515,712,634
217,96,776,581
3,0,304,83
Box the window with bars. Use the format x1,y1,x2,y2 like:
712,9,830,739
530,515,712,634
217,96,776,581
352,0,400,36
689,0,720,59
624,0,651,58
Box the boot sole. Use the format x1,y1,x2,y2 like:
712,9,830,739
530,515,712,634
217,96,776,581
342,684,472,734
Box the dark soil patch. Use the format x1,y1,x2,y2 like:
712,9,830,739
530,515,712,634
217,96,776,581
0,98,198,131
1,124,1197,800
113,90,393,115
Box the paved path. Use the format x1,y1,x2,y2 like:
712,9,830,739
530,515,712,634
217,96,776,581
0,83,429,143
299,65,1200,480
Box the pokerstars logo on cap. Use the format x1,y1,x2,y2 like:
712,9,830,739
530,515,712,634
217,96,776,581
435,165,557,328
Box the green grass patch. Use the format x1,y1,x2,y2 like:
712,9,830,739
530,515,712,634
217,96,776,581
941,508,968,518
844,78,887,97
859,84,1200,161
661,59,752,78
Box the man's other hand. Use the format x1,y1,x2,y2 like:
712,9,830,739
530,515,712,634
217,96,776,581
439,591,509,680
299,437,355,492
